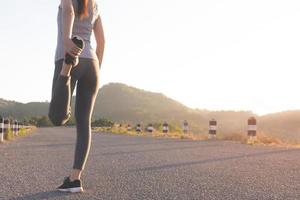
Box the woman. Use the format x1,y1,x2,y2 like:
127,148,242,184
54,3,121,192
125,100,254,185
48,0,105,193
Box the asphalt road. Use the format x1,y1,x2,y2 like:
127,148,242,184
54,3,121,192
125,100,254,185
1,128,300,200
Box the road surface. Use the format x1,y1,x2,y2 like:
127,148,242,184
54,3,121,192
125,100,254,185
1,128,300,200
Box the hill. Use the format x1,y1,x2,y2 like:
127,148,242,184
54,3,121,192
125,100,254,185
0,98,49,118
4,83,300,143
94,83,202,122
0,83,255,134
259,110,300,143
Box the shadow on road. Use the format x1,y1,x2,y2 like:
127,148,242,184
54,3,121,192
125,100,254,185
92,143,219,157
10,190,77,200
2,143,74,150
130,148,300,172
96,139,204,149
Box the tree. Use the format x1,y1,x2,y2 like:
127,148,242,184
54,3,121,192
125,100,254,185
36,116,53,127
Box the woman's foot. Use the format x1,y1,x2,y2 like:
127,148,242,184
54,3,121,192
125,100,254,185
57,176,84,193
64,36,85,67
60,36,85,77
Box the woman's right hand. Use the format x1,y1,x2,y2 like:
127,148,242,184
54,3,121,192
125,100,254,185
64,38,82,57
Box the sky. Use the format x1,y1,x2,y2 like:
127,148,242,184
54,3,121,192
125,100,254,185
1,0,300,115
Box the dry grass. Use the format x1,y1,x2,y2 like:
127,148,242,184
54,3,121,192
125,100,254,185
0,126,36,144
93,127,300,148
220,131,296,147
18,127,37,137
222,133,248,143
3,129,14,141
151,131,196,140
94,127,208,141
256,132,283,145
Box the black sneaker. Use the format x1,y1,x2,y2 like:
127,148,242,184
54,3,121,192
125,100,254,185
57,176,83,193
64,36,85,67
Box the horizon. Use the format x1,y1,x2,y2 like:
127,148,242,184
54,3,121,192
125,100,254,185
2,0,300,115
1,81,299,117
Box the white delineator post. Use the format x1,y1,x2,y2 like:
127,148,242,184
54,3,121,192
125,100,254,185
14,120,18,136
0,117,3,142
209,119,217,139
17,121,20,135
147,123,154,133
4,119,10,139
127,124,132,132
162,122,169,134
136,124,142,134
12,120,15,136
183,120,189,134
248,117,257,143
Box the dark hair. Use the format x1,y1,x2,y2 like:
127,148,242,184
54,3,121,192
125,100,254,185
77,0,89,20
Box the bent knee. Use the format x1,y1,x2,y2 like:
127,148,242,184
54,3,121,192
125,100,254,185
48,112,70,126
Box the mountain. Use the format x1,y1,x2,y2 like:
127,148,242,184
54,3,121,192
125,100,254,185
0,98,49,118
0,99,15,108
2,83,300,143
6,83,300,142
94,83,201,122
0,83,206,122
259,110,300,143
0,83,255,134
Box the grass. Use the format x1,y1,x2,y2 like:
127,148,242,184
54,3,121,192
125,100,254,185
220,131,296,148
93,127,300,148
18,127,37,137
93,126,208,141
3,129,14,141
1,126,36,144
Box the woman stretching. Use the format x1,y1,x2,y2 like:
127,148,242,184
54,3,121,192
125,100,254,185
48,0,105,193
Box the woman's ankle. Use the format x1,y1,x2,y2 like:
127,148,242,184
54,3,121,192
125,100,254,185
69,176,80,182
70,169,82,181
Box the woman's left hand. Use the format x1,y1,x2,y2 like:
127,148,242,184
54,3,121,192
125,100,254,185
64,38,82,57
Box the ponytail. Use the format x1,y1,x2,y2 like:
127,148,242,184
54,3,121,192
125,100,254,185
77,0,89,20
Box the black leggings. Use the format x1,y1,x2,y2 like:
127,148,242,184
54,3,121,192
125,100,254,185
48,58,100,170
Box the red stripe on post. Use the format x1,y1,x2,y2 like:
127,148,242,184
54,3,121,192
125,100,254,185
209,119,217,135
248,117,257,137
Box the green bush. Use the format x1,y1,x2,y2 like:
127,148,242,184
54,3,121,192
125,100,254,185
92,118,114,127
37,116,53,127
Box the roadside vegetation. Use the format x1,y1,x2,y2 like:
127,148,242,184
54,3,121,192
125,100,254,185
92,122,295,148
1,126,36,143
5,114,296,148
